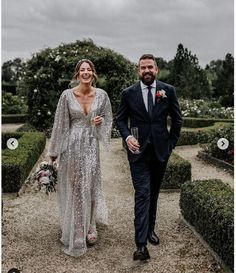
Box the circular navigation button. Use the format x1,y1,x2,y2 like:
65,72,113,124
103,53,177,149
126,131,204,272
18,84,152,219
7,138,19,150
217,138,229,150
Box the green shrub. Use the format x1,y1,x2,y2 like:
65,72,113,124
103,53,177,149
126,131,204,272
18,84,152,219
16,123,38,133
2,114,28,124
2,132,23,149
162,153,191,189
201,123,234,165
2,92,28,114
177,122,230,146
18,39,137,132
182,117,233,128
180,179,234,271
2,132,46,192
2,82,17,93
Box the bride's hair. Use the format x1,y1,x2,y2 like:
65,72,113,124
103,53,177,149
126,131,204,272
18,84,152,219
71,59,98,87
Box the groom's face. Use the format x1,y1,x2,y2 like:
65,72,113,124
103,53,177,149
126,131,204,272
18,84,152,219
138,59,158,85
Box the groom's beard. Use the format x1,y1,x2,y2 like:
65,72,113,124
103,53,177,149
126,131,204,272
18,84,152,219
140,72,156,86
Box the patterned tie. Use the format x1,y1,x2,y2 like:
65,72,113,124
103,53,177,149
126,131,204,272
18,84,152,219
147,85,153,118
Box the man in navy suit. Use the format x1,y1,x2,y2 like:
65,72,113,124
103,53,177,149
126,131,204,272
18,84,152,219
116,54,182,261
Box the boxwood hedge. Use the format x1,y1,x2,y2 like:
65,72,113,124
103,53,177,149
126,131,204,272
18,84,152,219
162,153,191,189
180,179,233,271
2,114,28,124
182,117,233,128
2,132,46,192
177,122,230,146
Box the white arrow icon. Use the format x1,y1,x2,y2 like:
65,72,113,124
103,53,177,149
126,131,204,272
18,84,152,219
217,138,229,150
7,138,19,150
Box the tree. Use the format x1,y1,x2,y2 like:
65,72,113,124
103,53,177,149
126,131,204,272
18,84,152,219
2,58,25,94
169,44,210,99
155,57,171,82
205,59,223,96
18,39,137,132
212,53,234,106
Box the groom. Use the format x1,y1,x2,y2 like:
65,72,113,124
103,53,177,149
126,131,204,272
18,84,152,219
116,54,182,261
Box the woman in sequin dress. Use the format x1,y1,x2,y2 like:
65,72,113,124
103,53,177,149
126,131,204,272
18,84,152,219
48,59,113,257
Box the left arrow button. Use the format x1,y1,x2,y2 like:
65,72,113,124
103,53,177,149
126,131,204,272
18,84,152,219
7,138,19,150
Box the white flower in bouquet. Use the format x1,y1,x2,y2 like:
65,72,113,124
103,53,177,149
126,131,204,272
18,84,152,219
26,161,58,194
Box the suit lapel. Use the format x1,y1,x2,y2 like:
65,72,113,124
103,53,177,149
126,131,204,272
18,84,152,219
153,80,164,116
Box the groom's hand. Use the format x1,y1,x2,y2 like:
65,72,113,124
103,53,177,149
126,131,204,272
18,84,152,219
127,137,140,153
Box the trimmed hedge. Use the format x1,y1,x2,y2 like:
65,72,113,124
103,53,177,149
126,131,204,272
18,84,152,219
2,132,24,150
162,153,191,189
182,117,233,128
177,122,229,146
2,114,28,124
180,179,234,271
16,123,39,133
2,132,46,192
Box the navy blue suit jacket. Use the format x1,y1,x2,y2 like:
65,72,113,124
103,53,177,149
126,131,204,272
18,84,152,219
116,80,183,163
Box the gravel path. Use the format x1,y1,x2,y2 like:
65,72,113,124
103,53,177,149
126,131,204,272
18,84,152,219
174,144,233,188
2,123,25,132
2,139,229,273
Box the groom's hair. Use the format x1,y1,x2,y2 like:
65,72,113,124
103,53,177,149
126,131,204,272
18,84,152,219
138,54,157,67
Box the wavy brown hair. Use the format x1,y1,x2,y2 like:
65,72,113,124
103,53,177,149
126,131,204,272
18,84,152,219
72,59,98,86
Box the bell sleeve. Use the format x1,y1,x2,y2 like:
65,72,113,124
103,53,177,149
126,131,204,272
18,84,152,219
48,90,70,157
96,92,113,151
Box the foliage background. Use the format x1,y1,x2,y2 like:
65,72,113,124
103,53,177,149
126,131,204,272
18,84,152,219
16,39,137,131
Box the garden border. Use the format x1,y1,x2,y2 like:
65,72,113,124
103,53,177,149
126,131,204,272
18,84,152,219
181,216,233,273
197,151,233,175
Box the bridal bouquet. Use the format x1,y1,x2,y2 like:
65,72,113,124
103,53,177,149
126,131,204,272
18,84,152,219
27,161,58,194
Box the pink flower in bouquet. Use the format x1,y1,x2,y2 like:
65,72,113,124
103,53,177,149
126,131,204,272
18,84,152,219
27,161,58,194
38,170,51,185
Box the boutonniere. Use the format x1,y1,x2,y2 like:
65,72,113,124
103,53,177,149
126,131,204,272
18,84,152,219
156,89,167,102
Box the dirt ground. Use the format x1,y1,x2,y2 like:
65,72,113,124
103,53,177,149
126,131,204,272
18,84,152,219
2,139,231,273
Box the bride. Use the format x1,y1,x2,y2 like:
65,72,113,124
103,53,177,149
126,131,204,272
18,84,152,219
48,59,112,257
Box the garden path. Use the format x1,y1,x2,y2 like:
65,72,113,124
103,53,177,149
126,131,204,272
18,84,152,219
1,123,24,132
174,144,233,188
2,138,229,273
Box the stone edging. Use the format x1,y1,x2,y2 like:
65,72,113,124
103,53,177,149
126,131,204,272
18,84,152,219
180,216,233,273
197,151,234,175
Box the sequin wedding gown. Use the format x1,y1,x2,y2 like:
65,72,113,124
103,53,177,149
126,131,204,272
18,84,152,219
48,88,112,257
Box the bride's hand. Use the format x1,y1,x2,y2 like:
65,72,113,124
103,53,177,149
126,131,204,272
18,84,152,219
93,116,103,126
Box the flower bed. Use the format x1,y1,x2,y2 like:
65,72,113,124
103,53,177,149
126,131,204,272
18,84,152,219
179,99,234,119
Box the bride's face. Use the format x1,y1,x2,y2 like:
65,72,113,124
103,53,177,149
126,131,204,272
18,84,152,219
78,62,94,84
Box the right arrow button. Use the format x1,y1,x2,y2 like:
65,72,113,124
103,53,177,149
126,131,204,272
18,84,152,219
217,138,229,150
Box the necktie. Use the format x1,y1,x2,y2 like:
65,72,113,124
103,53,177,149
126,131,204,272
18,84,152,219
147,86,153,118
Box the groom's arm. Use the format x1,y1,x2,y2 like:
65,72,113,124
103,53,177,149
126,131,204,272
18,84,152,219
115,89,131,141
168,86,183,149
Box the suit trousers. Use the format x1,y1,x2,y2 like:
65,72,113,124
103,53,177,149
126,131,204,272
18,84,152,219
129,143,168,247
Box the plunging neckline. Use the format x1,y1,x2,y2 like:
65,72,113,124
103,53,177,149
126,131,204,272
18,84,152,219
71,88,97,116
